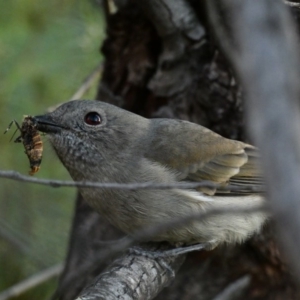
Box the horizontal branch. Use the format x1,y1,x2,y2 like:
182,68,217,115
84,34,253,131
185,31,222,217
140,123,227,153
0,170,263,192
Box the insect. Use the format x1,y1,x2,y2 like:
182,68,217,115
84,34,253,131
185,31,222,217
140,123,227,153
4,116,43,176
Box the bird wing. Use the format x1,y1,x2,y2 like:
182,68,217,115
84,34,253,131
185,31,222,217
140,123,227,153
145,119,263,195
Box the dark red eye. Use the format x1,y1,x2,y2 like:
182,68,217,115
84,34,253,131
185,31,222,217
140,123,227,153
84,112,102,125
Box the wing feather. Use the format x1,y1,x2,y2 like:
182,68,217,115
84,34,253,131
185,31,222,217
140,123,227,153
146,119,263,196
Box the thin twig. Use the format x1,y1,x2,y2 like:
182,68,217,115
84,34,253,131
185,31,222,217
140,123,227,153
206,0,239,63
0,170,263,192
0,219,30,253
70,63,103,100
212,275,251,300
47,63,103,113
0,219,46,267
0,263,63,300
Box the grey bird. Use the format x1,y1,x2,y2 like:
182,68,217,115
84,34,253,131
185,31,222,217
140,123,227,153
34,100,267,252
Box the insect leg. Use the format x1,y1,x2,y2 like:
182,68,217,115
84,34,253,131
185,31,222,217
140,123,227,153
4,120,23,142
4,120,15,134
13,133,23,143
14,120,22,131
11,121,22,142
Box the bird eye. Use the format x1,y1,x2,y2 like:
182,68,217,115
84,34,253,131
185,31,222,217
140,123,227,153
84,112,102,126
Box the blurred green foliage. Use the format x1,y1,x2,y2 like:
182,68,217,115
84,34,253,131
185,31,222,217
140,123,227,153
0,1,105,298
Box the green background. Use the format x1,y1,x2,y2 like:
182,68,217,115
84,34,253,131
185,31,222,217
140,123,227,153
0,1,105,299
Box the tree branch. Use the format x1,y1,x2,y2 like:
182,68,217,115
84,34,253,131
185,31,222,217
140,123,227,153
76,250,184,300
0,170,263,192
0,264,63,300
70,63,103,101
212,276,250,300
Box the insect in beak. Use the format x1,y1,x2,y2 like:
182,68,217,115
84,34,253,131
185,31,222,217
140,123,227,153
4,116,43,175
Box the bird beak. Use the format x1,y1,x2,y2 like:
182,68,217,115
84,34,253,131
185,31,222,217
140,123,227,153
33,115,62,133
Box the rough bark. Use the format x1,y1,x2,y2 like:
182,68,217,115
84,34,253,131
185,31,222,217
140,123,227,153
54,1,300,299
77,251,184,300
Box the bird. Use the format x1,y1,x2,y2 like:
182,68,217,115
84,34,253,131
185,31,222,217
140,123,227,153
33,99,267,254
